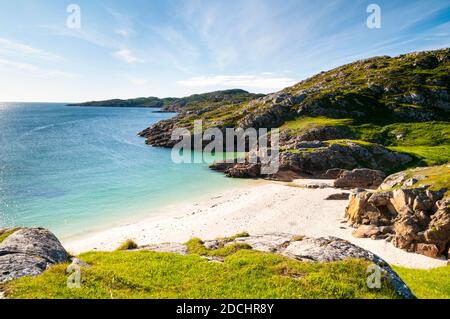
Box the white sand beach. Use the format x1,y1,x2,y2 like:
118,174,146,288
64,180,448,269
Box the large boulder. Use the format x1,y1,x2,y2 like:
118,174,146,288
0,227,69,283
334,169,386,189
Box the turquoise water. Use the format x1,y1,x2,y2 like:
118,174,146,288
0,103,243,239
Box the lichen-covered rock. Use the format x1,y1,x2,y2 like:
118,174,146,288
0,228,69,283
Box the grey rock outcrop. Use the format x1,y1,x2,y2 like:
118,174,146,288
334,169,386,189
0,227,69,283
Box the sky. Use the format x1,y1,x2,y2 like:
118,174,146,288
0,0,449,102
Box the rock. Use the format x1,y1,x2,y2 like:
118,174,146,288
224,163,262,178
295,141,325,149
334,169,386,189
139,118,179,148
392,216,422,250
390,189,415,215
0,228,69,283
344,165,449,259
209,161,235,172
325,193,350,200
415,244,439,258
379,171,407,191
423,200,450,254
203,240,221,250
279,142,411,177
283,126,355,146
69,258,91,268
352,225,382,239
346,191,373,224
139,242,188,255
324,168,347,179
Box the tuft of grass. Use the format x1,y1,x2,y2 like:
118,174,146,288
393,265,450,299
4,250,400,299
215,232,250,242
0,228,19,243
291,235,305,241
185,238,252,257
116,239,138,251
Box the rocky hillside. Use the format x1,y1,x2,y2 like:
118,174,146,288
346,164,450,260
69,89,263,113
140,48,450,178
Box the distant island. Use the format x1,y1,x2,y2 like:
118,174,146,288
68,89,264,113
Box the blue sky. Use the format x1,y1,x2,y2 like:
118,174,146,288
0,0,449,102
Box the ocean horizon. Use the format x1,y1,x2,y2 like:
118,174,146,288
0,103,243,239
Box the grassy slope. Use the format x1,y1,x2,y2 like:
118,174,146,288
393,266,450,299
281,117,450,166
4,249,399,299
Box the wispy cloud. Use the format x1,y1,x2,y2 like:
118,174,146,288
113,49,143,64
127,76,147,86
178,74,296,91
108,8,135,38
0,38,61,61
115,28,132,37
0,58,77,79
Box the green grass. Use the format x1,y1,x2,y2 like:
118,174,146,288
0,228,19,243
280,115,450,168
3,250,400,299
185,238,253,257
353,122,450,147
324,139,376,147
393,265,450,299
388,145,450,166
281,116,353,131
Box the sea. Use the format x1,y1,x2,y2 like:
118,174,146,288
0,103,243,239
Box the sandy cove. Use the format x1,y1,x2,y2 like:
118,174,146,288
64,180,448,269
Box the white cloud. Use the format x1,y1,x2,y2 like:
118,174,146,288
115,28,132,37
0,38,61,61
0,58,77,79
127,76,147,86
177,75,297,91
113,49,143,64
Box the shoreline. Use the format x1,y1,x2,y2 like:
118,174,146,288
63,180,448,269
